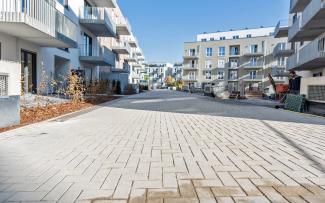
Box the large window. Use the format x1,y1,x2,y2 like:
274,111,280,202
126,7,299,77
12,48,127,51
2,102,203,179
205,61,212,69
250,44,258,53
206,48,213,57
230,46,240,55
217,70,224,80
229,70,238,79
83,33,93,56
250,71,257,79
218,47,225,56
205,70,211,80
218,60,225,68
277,57,286,66
250,57,258,66
189,49,196,56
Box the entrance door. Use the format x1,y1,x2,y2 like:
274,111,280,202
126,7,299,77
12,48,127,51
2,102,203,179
21,50,37,93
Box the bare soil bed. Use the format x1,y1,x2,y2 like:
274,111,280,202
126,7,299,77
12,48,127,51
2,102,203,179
0,95,120,133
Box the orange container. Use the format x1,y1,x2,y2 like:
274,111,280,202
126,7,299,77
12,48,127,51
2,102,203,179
276,84,289,93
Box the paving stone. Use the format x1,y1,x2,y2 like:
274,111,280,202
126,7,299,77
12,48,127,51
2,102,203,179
1,90,325,202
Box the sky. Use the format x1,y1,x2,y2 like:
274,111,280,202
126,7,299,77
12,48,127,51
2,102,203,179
118,0,290,63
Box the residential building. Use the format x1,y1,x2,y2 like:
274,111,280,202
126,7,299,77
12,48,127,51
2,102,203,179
173,63,183,81
145,63,173,89
0,0,144,127
274,0,325,102
183,27,289,94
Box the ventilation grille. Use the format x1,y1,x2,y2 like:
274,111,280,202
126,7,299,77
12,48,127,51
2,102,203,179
308,85,325,101
0,75,8,96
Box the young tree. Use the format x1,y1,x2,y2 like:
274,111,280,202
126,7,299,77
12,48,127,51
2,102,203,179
165,75,174,87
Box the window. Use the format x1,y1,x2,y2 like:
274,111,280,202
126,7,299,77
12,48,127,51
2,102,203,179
277,57,286,66
230,46,240,55
189,49,196,56
233,35,239,39
218,46,225,56
247,34,252,38
229,70,238,79
217,70,224,80
318,37,325,51
202,38,207,42
250,44,258,53
205,61,212,69
250,71,257,79
218,60,225,68
210,38,215,41
220,37,226,40
206,48,213,57
83,33,92,56
250,57,258,66
191,60,195,68
229,58,239,68
189,71,195,80
205,70,211,80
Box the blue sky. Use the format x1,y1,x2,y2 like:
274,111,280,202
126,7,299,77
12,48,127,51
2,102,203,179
118,0,290,63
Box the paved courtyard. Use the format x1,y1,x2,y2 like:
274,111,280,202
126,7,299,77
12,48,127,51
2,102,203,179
0,90,325,203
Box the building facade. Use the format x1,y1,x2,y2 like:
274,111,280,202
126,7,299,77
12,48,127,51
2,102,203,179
0,0,144,127
183,27,289,94
274,0,325,102
145,63,174,89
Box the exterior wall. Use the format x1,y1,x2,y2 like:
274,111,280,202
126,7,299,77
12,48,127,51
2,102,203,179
285,0,325,101
0,60,21,96
300,76,325,100
197,27,275,41
0,96,20,128
183,29,288,93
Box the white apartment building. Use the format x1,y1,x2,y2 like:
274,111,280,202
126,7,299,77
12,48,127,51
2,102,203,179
0,0,145,93
0,0,144,127
145,63,174,89
275,0,325,102
183,27,289,94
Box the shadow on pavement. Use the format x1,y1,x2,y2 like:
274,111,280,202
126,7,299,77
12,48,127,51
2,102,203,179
262,121,325,173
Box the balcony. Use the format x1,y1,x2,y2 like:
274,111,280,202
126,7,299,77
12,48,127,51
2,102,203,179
128,36,138,48
124,54,137,62
183,64,199,71
274,20,289,38
183,77,197,82
79,44,115,66
112,40,131,55
228,62,239,69
242,61,264,69
183,53,199,60
243,75,263,82
288,34,325,70
273,43,295,57
79,7,116,37
243,47,264,57
0,0,77,48
92,0,117,8
290,0,311,13
116,16,131,36
289,0,325,42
